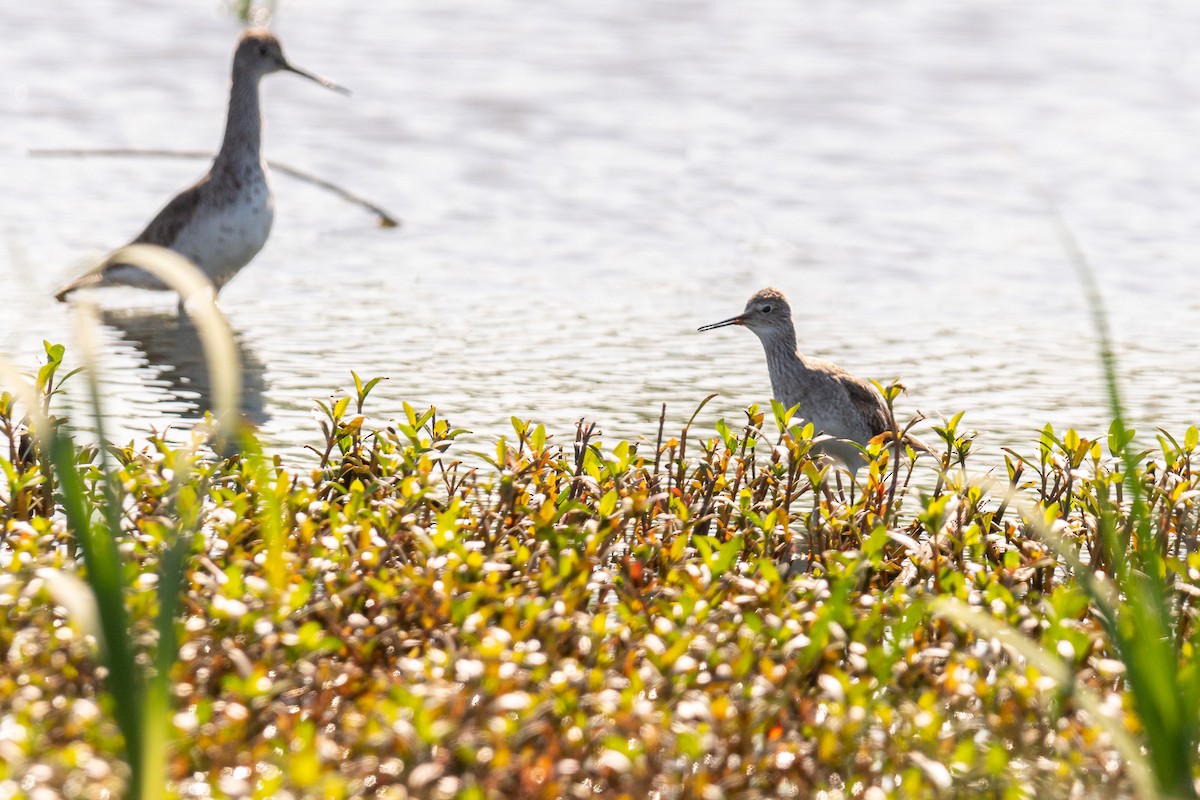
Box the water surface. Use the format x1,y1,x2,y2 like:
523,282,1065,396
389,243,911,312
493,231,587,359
2,1,1198,462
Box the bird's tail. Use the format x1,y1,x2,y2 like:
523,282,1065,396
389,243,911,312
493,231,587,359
875,429,937,458
901,432,937,457
54,272,103,302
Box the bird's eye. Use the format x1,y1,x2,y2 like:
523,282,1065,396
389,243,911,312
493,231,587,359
761,304,773,313
257,45,268,56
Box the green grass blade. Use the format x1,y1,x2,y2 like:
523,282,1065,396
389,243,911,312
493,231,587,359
1015,151,1198,798
933,597,1159,800
49,428,144,787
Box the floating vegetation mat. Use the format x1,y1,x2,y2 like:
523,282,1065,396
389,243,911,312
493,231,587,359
2,359,1199,799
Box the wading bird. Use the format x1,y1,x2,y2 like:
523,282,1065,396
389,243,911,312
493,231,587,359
55,29,348,301
699,287,927,475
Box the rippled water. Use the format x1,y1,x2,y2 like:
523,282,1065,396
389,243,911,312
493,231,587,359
2,1,1199,461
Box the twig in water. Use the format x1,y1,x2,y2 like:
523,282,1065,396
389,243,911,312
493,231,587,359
29,147,401,229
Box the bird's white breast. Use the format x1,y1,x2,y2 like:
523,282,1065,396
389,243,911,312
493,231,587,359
172,180,274,289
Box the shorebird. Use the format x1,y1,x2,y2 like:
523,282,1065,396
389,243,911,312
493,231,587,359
699,287,925,475
55,29,348,301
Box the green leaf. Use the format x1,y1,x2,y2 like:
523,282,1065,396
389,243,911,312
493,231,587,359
711,536,743,577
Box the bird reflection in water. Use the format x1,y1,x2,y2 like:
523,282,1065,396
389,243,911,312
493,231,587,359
98,308,268,428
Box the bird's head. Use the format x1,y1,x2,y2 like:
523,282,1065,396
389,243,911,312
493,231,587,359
234,29,349,94
698,287,794,340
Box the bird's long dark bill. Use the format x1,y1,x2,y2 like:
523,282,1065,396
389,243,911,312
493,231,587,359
286,63,351,95
697,315,746,332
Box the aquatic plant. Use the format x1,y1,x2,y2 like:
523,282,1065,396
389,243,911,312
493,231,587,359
0,245,239,800
2,340,1198,796
227,0,277,27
